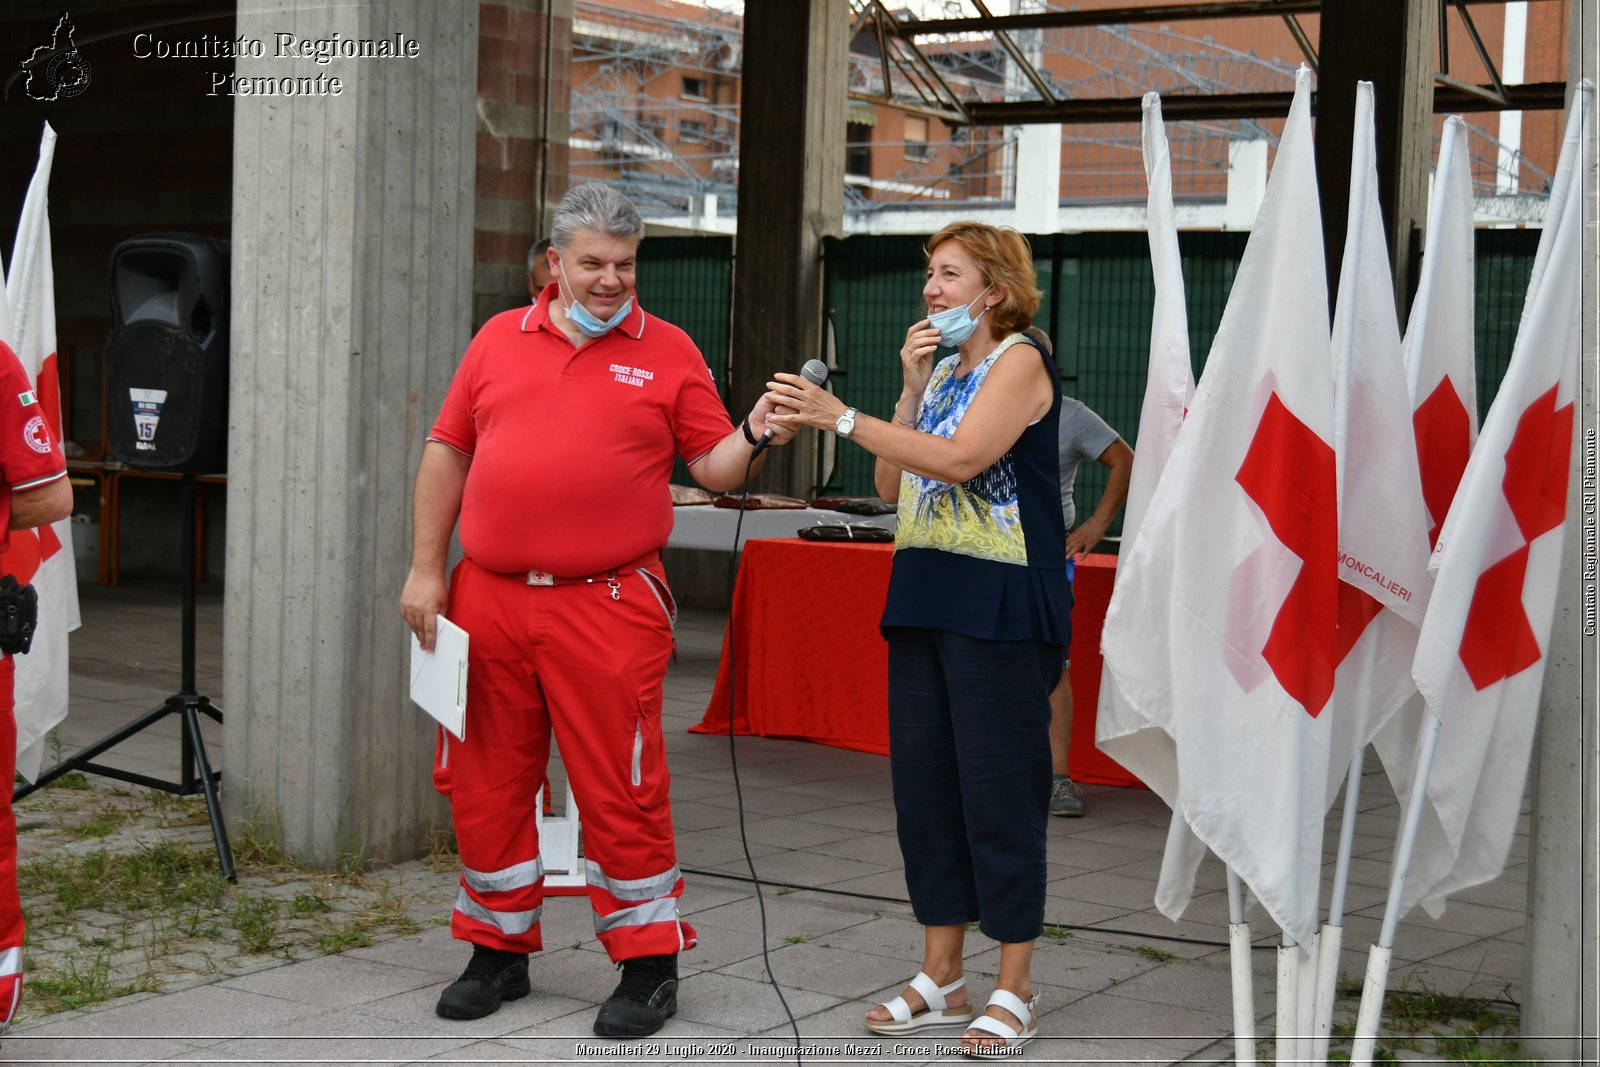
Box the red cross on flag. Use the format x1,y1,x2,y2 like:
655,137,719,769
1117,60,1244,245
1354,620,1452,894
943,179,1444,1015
0,123,79,783
1322,82,1435,799
1098,68,1337,946
1371,116,1479,845
1400,86,1589,919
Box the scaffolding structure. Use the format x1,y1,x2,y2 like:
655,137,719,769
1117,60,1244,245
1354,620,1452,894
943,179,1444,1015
566,0,1552,227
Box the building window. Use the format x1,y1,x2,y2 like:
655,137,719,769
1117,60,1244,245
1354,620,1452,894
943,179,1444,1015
682,76,707,100
680,119,708,144
904,115,931,161
846,123,873,178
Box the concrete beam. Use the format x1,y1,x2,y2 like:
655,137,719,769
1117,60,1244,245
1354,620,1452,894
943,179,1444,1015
730,0,848,497
1316,0,1437,319
224,0,477,865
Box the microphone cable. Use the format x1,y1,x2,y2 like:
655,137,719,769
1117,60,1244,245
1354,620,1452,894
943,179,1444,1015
716,440,805,1064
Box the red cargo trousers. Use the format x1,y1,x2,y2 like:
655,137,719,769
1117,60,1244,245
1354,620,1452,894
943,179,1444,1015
435,555,695,962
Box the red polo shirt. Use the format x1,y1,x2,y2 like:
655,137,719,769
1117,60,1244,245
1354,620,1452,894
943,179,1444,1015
0,344,67,556
430,288,732,575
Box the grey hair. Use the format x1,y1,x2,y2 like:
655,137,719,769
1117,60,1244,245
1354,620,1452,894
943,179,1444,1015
550,183,644,251
526,237,551,271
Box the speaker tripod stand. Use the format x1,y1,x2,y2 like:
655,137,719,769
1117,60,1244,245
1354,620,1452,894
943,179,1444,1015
12,473,234,882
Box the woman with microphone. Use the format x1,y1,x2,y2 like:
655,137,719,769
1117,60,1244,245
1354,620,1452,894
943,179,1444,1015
765,222,1068,1055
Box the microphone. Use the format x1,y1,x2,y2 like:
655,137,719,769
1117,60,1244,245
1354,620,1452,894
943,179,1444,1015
750,359,829,458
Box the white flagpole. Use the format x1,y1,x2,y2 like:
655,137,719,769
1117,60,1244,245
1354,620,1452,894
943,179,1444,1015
1227,866,1256,1064
1276,933,1300,1065
1312,749,1365,1063
1351,714,1442,1065
1297,933,1319,1064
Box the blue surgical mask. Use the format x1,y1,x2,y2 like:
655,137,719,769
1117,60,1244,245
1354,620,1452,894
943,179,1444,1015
560,275,634,338
927,285,991,348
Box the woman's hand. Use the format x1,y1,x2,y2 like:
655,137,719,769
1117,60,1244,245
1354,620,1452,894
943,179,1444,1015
764,372,847,434
747,392,799,446
900,318,941,397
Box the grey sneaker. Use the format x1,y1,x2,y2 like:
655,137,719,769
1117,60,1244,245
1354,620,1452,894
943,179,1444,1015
1049,775,1084,817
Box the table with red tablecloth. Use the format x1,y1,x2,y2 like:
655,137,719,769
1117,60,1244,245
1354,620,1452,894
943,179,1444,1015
691,538,1143,788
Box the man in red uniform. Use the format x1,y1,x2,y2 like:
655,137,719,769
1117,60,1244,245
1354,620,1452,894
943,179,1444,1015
0,341,73,1033
400,183,793,1036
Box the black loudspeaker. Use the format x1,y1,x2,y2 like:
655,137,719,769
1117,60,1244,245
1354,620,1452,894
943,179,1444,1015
106,235,229,471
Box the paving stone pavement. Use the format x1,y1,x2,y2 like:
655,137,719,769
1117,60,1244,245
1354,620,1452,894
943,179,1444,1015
4,583,1528,1065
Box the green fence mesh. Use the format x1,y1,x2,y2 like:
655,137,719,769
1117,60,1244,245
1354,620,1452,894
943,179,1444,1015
660,226,1540,530
642,235,734,395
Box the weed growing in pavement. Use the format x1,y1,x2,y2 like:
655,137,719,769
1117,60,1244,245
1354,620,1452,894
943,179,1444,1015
13,783,453,1025
291,890,333,916
24,948,159,1014
1317,973,1521,1064
1134,945,1178,963
232,896,281,954
231,811,298,870
314,923,375,955
70,802,136,840
424,826,459,873
20,840,228,924
41,771,89,791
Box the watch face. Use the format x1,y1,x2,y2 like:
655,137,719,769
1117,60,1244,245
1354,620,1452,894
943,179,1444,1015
838,410,856,437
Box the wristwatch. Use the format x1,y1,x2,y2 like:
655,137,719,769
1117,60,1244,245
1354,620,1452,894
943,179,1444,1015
835,407,858,439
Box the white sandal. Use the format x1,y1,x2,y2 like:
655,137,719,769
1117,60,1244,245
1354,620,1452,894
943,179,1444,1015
864,971,973,1034
960,988,1039,1054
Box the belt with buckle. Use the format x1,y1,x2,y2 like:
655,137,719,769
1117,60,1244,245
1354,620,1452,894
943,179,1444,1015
525,550,662,588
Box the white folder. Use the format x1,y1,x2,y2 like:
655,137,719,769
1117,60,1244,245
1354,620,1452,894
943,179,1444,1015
410,615,469,741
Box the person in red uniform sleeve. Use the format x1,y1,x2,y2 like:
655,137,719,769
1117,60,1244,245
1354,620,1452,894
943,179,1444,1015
0,342,73,1034
400,183,795,1036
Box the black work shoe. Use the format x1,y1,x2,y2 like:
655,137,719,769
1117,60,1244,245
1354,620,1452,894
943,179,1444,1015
436,944,531,1020
593,953,678,1037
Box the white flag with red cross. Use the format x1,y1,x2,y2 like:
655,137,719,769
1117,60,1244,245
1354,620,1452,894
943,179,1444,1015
1120,91,1195,551
1098,68,1337,945
1323,81,1435,793
1371,116,1479,818
2,123,79,783
1400,85,1589,919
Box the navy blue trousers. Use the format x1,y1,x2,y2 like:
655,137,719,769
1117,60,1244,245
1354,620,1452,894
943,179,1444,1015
886,628,1061,944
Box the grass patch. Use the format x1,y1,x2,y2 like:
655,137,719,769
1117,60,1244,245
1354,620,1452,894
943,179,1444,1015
71,803,136,840
1321,975,1521,1065
20,840,227,923
14,781,446,1027
42,771,91,791
24,949,158,1014
1040,924,1073,942
314,925,375,955
291,891,333,916
230,815,298,870
233,897,281,954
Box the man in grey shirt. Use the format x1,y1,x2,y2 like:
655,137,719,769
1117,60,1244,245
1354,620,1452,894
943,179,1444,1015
1051,396,1133,817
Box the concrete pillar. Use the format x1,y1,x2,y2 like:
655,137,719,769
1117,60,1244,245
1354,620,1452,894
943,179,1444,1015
1523,5,1597,1057
1013,124,1061,234
224,0,478,865
730,0,847,497
1223,139,1268,231
1316,0,1436,318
